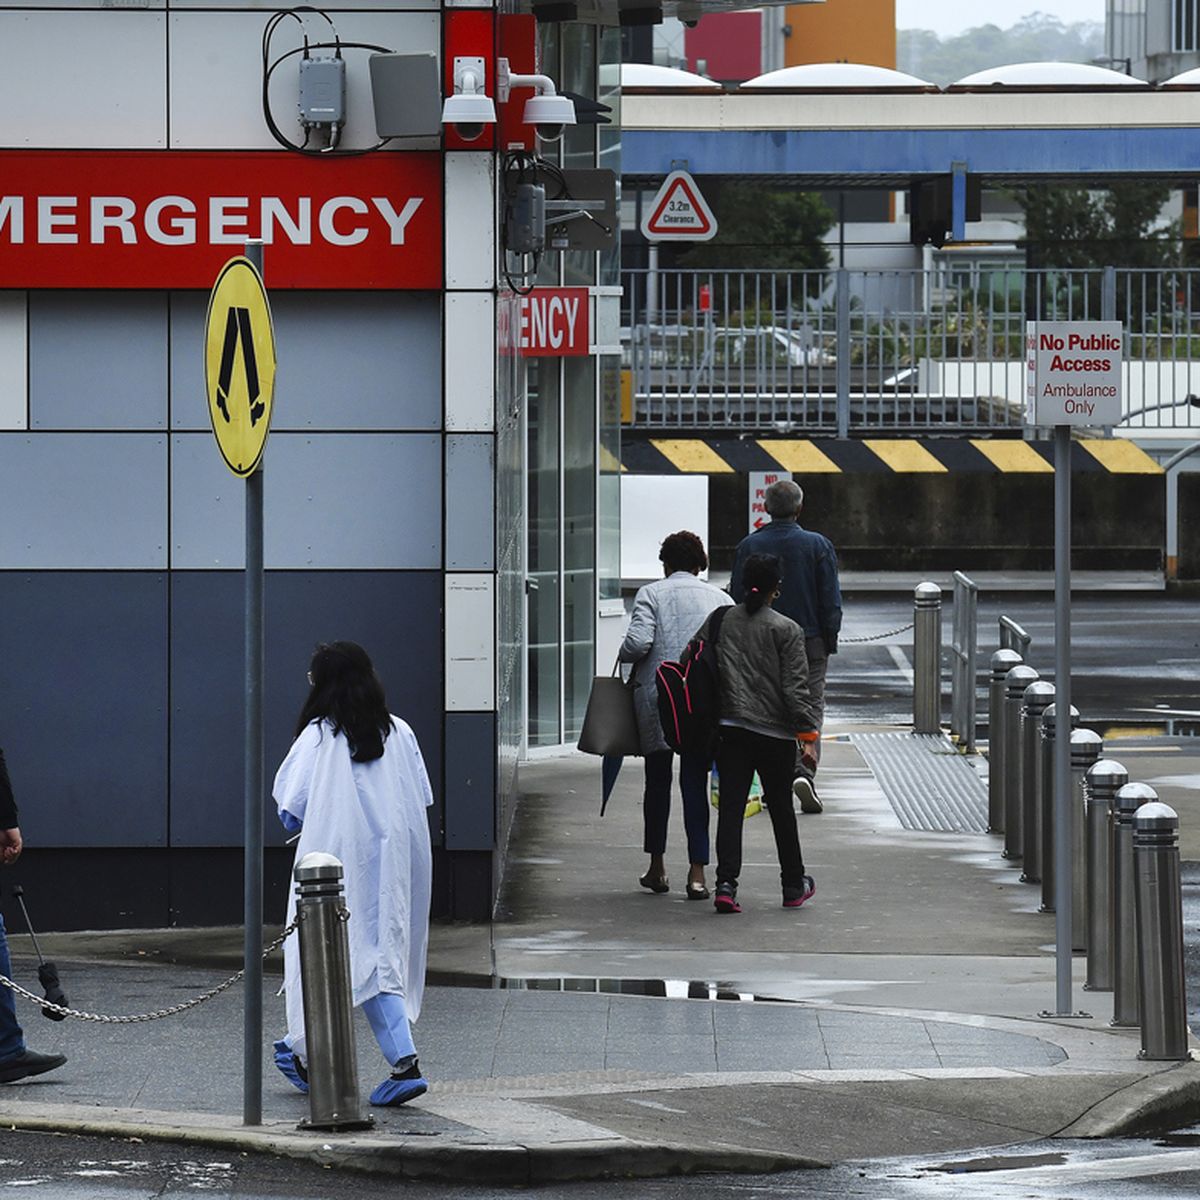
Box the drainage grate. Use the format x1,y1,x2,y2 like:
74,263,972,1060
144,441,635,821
853,731,989,833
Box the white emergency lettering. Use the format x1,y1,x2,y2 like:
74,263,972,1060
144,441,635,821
319,197,369,246
210,197,250,244
90,197,137,245
39,196,77,244
145,196,196,245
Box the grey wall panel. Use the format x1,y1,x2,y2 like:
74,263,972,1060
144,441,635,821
0,11,166,148
169,11,438,150
0,572,167,847
0,434,166,568
170,292,442,432
446,435,495,570
443,712,496,851
266,434,442,568
170,434,244,569
170,570,444,847
30,294,168,430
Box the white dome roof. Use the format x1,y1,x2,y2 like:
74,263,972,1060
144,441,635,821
619,63,721,90
742,62,933,89
1163,66,1200,85
953,61,1147,87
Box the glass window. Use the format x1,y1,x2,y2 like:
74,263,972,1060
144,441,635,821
562,356,596,742
597,356,622,603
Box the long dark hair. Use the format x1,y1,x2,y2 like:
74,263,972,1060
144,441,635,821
741,553,782,615
294,641,392,762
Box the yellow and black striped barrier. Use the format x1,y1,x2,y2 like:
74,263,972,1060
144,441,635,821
616,437,1163,476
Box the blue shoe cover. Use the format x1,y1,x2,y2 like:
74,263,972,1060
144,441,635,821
273,1039,309,1094
369,1072,428,1107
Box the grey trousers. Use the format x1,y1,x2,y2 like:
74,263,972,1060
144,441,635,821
794,636,828,781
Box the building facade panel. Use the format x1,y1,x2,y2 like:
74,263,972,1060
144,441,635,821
445,433,496,570
0,293,26,430
443,711,496,850
444,292,496,431
444,153,496,289
0,10,167,148
0,433,167,568
30,292,168,430
0,570,168,847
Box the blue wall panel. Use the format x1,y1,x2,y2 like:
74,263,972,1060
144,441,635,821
170,570,444,847
0,434,167,568
446,434,495,570
169,291,443,432
443,711,496,851
0,572,167,847
29,292,168,430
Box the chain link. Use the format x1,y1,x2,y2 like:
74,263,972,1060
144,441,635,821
841,621,916,644
0,920,298,1024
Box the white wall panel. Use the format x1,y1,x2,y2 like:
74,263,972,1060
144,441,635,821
169,11,438,150
0,12,166,148
445,153,496,289
0,294,26,431
445,572,495,711
445,292,495,431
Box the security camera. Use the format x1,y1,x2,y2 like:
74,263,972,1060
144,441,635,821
441,56,497,141
497,57,576,142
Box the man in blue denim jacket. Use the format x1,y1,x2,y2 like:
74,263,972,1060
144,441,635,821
730,479,842,814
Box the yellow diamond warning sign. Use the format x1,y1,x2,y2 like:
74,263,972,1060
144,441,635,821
205,256,276,477
641,170,718,242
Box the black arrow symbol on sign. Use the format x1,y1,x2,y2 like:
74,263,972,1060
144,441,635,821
215,306,264,426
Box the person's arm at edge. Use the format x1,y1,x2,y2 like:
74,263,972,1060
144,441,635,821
779,622,818,734
618,586,656,664
0,749,21,864
817,539,843,654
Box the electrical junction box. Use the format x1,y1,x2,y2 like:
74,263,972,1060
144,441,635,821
298,56,346,128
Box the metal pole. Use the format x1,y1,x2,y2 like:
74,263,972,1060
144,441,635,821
836,268,850,438
1039,702,1078,914
294,853,374,1131
1051,421,1075,1017
1003,665,1039,862
913,582,942,734
1112,782,1157,1027
988,650,1023,833
1133,802,1190,1061
1019,681,1054,883
1084,759,1127,992
1069,729,1103,951
243,237,264,1127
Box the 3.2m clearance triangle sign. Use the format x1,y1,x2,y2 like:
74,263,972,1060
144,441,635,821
641,170,718,242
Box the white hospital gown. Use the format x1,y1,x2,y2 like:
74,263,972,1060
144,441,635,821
274,716,434,1058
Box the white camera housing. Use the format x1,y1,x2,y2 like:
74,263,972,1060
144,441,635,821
441,56,497,141
497,57,577,142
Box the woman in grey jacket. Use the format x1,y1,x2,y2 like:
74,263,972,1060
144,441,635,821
619,532,732,899
695,553,819,914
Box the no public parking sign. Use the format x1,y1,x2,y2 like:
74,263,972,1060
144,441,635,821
1025,320,1123,426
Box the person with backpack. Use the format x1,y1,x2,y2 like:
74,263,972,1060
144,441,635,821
619,532,732,901
693,553,819,915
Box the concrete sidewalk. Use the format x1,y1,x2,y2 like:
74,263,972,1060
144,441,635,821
0,728,1196,1182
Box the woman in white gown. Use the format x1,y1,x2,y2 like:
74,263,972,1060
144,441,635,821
272,641,434,1107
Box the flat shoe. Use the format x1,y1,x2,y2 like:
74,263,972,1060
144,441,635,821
639,872,670,894
0,1049,66,1084
686,881,710,900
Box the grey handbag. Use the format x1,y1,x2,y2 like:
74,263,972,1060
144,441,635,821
576,659,640,757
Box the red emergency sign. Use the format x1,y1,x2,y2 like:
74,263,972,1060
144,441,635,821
0,151,442,289
518,287,589,356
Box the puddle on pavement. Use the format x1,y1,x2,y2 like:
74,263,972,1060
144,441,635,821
1155,1132,1200,1147
925,1151,1068,1174
427,972,790,1002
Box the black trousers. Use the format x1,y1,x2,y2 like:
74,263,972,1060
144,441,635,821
714,725,805,893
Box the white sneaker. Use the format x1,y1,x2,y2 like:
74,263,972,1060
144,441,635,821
792,776,823,814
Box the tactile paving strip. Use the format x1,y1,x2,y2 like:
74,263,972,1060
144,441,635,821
853,731,989,833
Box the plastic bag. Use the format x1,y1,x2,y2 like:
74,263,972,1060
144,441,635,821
709,764,762,819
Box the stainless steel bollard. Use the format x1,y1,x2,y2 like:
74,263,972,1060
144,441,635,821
1039,702,1078,914
1084,759,1127,992
1133,802,1190,1061
988,649,1023,834
1069,729,1103,951
1112,783,1157,1028
1019,681,1055,884
294,852,374,1132
913,582,942,734
1002,665,1040,861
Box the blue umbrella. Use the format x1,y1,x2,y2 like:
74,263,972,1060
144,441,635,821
600,755,624,816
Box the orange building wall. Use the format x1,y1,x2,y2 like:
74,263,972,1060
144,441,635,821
783,0,896,68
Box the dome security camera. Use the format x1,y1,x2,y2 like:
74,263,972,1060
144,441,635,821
497,57,577,143
441,56,497,141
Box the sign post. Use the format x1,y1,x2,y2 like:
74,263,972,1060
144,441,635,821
1026,319,1122,1020
205,243,277,1125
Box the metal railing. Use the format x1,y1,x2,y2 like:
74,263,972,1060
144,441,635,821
949,571,978,753
622,265,1200,433
999,615,1032,658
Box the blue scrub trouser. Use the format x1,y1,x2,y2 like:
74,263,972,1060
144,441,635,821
0,915,25,1062
362,992,417,1068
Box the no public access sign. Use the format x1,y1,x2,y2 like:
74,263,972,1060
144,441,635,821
641,170,718,242
1025,320,1123,426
